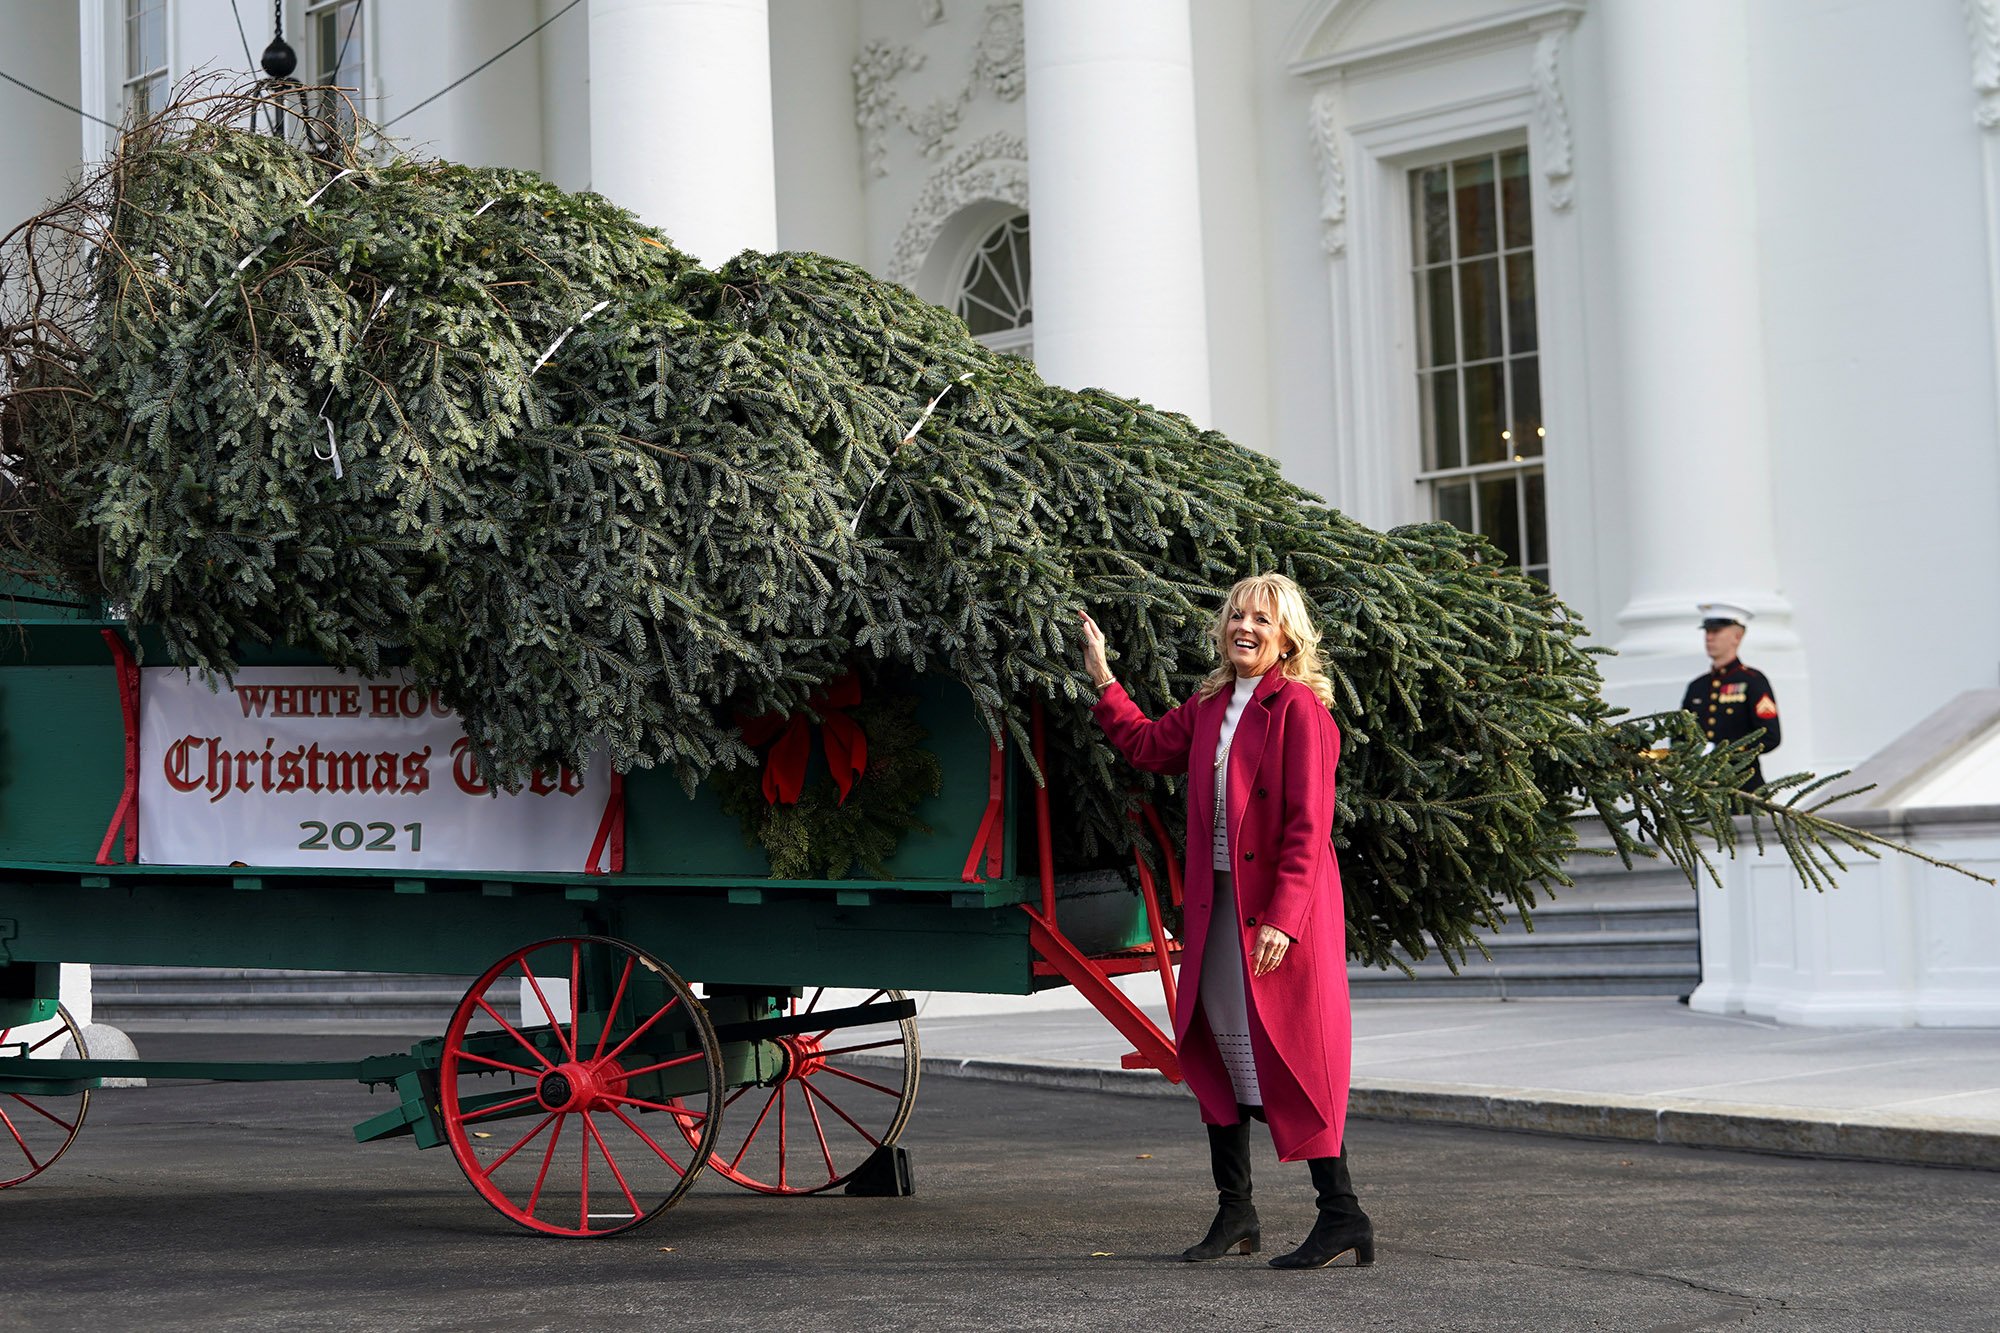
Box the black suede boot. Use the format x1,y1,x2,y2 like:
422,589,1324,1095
1181,1121,1260,1260
1269,1154,1374,1269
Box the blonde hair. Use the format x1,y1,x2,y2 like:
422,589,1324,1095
1196,573,1338,708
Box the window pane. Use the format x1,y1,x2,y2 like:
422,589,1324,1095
1413,166,1450,266
956,216,1032,337
1435,479,1473,532
1523,469,1547,568
1479,472,1523,566
1464,362,1506,465
1501,148,1533,249
1415,267,1455,368
1505,252,1538,354
1458,257,1502,362
1511,357,1543,459
1452,155,1498,258
1422,369,1461,471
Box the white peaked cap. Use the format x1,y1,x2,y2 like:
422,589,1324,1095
1697,602,1754,627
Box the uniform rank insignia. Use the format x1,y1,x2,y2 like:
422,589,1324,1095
1755,695,1779,719
1719,684,1748,704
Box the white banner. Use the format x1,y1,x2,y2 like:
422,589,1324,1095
138,668,614,873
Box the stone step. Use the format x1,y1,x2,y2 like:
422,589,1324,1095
1348,960,1700,1000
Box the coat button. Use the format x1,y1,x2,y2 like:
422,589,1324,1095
1243,851,1255,862
1246,916,1258,928
1256,787,1267,798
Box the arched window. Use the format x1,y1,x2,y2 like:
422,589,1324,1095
953,214,1032,359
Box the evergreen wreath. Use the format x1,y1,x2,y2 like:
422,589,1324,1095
715,689,943,880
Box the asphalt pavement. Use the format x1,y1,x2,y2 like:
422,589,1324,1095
2,1032,1996,1332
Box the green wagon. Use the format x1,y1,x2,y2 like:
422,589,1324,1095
0,601,1184,1236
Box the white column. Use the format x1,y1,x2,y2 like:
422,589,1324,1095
1597,0,1806,729
1023,0,1211,424
588,0,777,265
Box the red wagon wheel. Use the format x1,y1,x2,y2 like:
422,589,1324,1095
0,1005,91,1189
686,987,920,1196
439,936,722,1237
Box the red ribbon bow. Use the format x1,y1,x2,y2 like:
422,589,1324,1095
737,673,868,806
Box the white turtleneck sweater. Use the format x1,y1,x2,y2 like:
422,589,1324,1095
1212,674,1261,870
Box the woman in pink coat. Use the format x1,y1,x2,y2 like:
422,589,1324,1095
1079,572,1372,1270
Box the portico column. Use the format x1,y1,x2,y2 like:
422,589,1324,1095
1597,0,1806,717
1023,0,1211,424
588,0,777,265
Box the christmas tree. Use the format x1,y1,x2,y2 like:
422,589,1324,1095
0,90,1930,970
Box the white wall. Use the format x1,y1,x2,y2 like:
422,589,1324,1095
376,0,545,171
1747,0,2000,771
771,0,867,261
1189,0,1277,463
0,5,82,233
538,0,592,191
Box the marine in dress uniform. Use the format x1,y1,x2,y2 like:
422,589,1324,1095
1680,602,1781,789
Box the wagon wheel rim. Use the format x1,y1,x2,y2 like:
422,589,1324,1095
681,987,920,1196
0,1004,91,1189
439,936,722,1237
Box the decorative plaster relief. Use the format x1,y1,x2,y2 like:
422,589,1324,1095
1308,89,1347,255
853,2,1024,179
972,1,1025,102
888,132,1029,286
922,0,945,25
856,40,926,178
1967,0,2000,129
1531,26,1576,210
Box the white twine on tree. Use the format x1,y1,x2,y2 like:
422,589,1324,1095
199,168,357,311
531,299,613,376
313,282,398,482
847,372,974,536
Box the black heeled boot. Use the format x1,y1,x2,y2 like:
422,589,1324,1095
1181,1121,1260,1261
1269,1154,1374,1269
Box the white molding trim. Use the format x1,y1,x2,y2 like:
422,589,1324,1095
1301,59,1600,613
886,131,1028,287
1308,88,1347,255
78,0,110,160
1967,0,2000,129
1530,24,1575,210
1289,1,1587,80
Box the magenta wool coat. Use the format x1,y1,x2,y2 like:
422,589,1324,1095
1092,674,1351,1161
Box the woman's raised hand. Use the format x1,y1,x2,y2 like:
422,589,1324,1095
1078,610,1114,691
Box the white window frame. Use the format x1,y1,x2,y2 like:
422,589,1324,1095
952,212,1033,359
1292,2,1599,618
120,0,170,124
1407,142,1548,582
304,0,367,129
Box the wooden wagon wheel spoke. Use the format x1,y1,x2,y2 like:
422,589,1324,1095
516,959,578,1062
604,1104,691,1173
690,987,919,1196
803,1080,883,1147
582,1114,644,1222
0,1007,92,1190
472,997,559,1073
480,1112,561,1179
0,1106,42,1169
440,937,721,1238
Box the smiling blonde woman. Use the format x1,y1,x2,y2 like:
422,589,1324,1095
1079,573,1371,1271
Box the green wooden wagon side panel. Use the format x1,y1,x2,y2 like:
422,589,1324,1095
0,876,1037,994
0,666,127,864
619,674,1008,881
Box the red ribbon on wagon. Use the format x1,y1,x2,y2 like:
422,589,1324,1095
736,673,868,805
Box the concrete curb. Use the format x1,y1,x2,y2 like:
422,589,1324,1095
861,1055,2000,1172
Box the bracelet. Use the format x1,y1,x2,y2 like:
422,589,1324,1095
1091,675,1115,693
